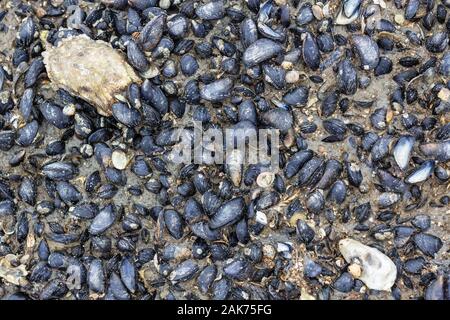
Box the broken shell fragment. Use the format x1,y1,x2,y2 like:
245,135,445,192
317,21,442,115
339,238,397,291
0,257,29,286
42,35,141,116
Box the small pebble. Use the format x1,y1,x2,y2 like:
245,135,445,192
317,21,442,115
111,149,128,170
286,70,300,83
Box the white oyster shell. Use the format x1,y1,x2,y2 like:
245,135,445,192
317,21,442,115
42,35,141,116
339,238,397,291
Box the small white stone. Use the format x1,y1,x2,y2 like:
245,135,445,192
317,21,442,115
394,14,405,25
285,70,300,83
281,61,293,70
262,244,276,260
300,288,316,300
438,87,450,102
373,0,387,8
318,228,327,239
159,0,171,10
63,104,76,116
312,5,324,20
111,149,128,170
348,262,362,278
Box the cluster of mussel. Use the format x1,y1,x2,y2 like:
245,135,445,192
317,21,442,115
0,0,449,300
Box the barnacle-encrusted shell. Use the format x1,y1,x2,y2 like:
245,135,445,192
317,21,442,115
42,35,141,116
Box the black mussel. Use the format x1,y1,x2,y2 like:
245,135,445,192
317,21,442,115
24,58,44,88
46,140,65,156
263,63,286,89
223,257,251,281
243,39,283,67
88,259,105,293
0,199,15,216
304,258,322,278
70,202,99,219
296,219,315,244
405,0,420,20
200,78,233,102
306,190,325,214
317,33,335,53
405,160,435,184
283,86,309,107
297,157,324,187
119,256,136,293
333,272,354,293
107,272,130,300
302,32,321,71
370,108,387,131
404,257,426,274
240,18,258,49
209,197,245,229
0,131,15,151
425,32,448,53
337,59,357,95
18,177,36,206
321,91,339,117
261,108,293,133
284,150,313,178
354,202,371,223
89,204,116,235
163,209,184,239
439,52,450,76
255,191,280,210
195,1,225,20
374,56,393,76
139,14,165,51
197,265,217,294
327,180,347,204
371,135,392,162
212,278,231,300
345,160,363,188
42,162,78,181
39,280,68,300
414,233,443,257
17,16,36,47
112,102,142,127
352,35,380,70
141,80,168,114
169,259,199,282
180,54,199,76
317,160,342,189
127,40,149,72
17,121,39,146
56,181,82,204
